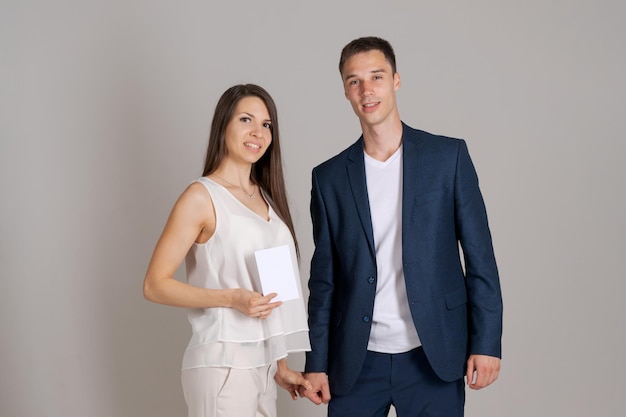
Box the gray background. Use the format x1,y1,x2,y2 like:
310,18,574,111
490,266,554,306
1,1,624,416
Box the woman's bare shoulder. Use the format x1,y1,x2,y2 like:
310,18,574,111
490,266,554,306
169,180,214,220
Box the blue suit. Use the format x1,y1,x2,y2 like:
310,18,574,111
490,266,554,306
305,123,503,396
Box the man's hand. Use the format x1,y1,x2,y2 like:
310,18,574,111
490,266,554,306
466,354,500,390
298,372,331,405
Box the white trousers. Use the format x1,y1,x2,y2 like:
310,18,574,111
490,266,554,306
181,362,277,417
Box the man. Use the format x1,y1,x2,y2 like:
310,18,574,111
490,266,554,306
301,36,503,416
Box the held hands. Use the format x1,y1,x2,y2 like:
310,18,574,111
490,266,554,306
298,372,331,405
230,289,282,319
466,354,501,390
274,359,313,400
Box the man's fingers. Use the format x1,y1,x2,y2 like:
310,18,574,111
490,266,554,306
466,354,500,390
303,390,323,405
321,385,332,404
468,368,499,390
466,363,475,386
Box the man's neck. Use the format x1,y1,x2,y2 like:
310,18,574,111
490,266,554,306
361,119,403,162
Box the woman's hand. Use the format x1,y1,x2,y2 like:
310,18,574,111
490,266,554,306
274,359,313,400
229,289,282,319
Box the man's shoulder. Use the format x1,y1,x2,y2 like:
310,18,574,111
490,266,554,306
402,123,465,149
312,137,362,173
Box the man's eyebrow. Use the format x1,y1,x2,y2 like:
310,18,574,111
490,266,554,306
344,68,386,81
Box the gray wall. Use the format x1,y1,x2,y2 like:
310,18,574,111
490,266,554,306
1,1,624,416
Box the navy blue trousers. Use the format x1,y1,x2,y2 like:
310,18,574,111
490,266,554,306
328,348,464,417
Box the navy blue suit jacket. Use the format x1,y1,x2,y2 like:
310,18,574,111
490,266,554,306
304,123,503,396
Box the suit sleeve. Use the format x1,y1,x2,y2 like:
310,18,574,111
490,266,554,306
305,168,335,373
454,140,503,358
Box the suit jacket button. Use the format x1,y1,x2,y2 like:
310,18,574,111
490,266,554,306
367,277,375,284
362,316,370,323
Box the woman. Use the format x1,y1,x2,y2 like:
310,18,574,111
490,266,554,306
143,84,311,417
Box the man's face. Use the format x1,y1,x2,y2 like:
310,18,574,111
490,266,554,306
342,50,400,128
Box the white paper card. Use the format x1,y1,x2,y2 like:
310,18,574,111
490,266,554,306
254,245,299,302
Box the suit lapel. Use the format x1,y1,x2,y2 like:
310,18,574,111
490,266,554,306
346,139,376,257
402,123,424,230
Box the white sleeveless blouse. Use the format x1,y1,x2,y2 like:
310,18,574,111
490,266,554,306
182,177,310,370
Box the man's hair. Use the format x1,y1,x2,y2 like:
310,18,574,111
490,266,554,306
339,36,397,76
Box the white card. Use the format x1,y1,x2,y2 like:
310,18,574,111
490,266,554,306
254,245,299,302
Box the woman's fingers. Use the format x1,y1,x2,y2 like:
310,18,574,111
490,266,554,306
232,290,283,318
247,292,282,318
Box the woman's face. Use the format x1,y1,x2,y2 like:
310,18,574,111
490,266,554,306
223,96,273,165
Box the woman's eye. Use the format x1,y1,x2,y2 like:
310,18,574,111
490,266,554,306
240,117,251,122
263,122,272,129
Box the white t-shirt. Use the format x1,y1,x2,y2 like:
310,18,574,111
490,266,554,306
364,146,421,353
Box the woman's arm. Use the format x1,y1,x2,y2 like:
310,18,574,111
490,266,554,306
143,182,281,316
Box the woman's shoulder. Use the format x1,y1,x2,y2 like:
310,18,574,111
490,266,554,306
175,178,214,212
